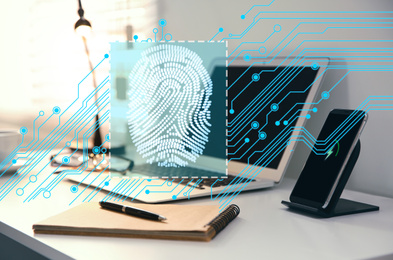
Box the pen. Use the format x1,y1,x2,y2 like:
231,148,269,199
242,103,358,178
99,201,167,221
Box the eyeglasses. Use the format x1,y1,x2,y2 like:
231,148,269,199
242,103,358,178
50,152,134,174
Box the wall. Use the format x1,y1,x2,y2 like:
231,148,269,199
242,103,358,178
159,0,393,198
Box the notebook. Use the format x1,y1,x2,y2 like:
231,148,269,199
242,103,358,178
33,202,240,242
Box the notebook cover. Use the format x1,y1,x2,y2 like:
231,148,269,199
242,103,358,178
33,202,239,242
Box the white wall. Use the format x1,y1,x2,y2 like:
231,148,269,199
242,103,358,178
159,0,393,198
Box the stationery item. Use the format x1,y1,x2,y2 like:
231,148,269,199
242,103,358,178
33,202,240,242
99,201,166,221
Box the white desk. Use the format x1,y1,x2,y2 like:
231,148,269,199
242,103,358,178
1,172,393,260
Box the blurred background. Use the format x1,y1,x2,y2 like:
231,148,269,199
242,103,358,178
0,0,392,198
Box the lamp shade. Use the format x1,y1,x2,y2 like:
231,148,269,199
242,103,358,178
75,18,92,37
74,17,91,29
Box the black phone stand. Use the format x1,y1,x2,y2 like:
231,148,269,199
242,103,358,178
282,140,379,218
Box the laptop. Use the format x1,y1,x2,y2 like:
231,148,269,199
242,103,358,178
67,56,329,203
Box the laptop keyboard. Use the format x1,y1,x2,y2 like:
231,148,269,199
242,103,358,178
132,164,255,190
132,163,223,178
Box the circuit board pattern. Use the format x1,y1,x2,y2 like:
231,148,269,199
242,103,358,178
1,2,393,209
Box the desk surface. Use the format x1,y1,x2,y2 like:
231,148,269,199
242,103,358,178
1,172,393,260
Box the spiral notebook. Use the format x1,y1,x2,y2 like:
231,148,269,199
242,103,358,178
33,202,240,242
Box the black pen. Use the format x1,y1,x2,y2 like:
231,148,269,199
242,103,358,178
99,201,167,221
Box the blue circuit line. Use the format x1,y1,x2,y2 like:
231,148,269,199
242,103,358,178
122,179,142,202
24,114,109,202
144,179,169,193
130,179,146,201
107,179,129,201
112,179,131,202
88,175,110,202
116,179,137,202
2,81,110,194
149,180,183,194
69,164,109,205
22,108,110,202
102,179,125,202
82,168,109,202
244,1,276,16
176,179,194,197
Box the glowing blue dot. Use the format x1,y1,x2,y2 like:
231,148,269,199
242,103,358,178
275,121,280,126
29,175,37,183
20,127,28,135
145,190,150,194
252,73,260,82
322,91,330,99
244,53,251,61
311,62,319,70
93,146,100,155
12,159,17,164
259,132,267,140
283,120,288,126
258,46,266,55
274,24,281,32
306,114,311,119
104,181,109,186
172,195,177,200
62,157,70,164
241,14,245,19
251,121,259,129
16,188,24,196
70,185,78,193
271,103,279,111
104,54,109,58
105,134,110,141
313,107,318,113
159,19,167,27
52,106,60,114
219,27,224,32
245,138,250,143
133,35,138,40
147,179,152,182
230,109,235,114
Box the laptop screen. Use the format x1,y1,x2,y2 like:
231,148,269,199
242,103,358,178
111,61,318,174
227,65,319,169
202,66,227,160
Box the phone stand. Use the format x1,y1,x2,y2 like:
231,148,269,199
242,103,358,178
282,140,379,218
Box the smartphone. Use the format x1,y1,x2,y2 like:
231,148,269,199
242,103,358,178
290,109,368,209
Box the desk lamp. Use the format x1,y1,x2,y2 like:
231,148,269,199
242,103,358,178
74,0,102,151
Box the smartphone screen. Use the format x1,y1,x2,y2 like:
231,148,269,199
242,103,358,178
290,109,366,208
